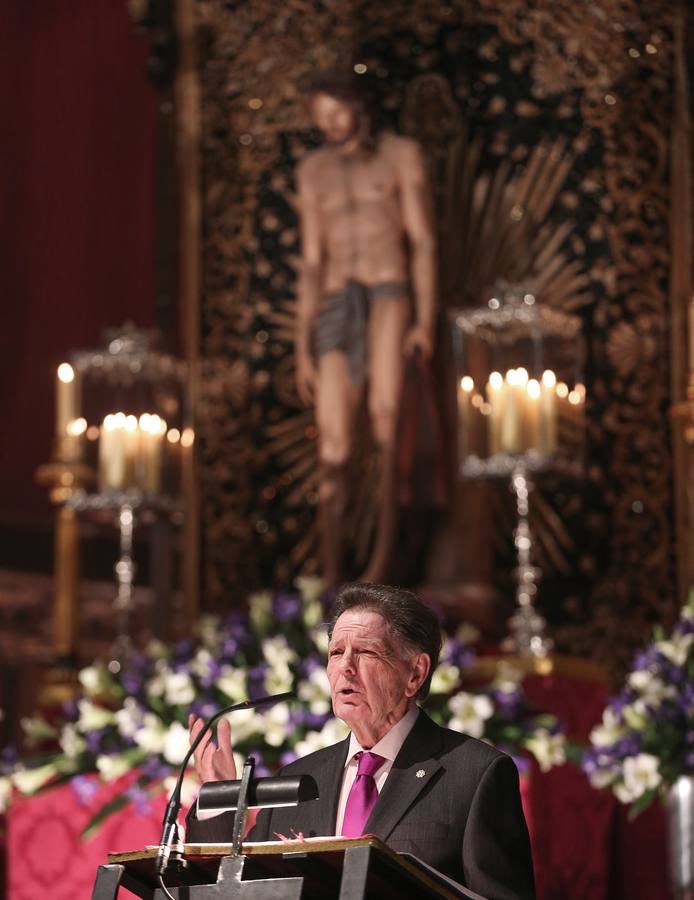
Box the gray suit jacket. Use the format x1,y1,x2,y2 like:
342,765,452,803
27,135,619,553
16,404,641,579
187,709,535,900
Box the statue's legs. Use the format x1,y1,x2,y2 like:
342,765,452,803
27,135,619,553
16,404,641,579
318,460,348,589
361,295,410,584
315,350,361,588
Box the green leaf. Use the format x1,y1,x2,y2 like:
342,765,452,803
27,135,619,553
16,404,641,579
80,793,133,841
627,787,658,820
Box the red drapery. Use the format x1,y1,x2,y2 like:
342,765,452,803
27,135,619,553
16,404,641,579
0,1,157,525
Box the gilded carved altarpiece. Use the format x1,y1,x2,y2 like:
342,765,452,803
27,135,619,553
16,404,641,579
180,0,688,675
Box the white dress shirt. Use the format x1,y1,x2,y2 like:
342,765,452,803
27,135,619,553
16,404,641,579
334,703,419,835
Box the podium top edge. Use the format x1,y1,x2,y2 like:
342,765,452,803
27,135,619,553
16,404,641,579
107,835,390,864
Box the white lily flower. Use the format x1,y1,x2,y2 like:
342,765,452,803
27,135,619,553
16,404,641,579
264,703,291,747
164,671,196,707
78,664,112,697
491,662,524,695
627,671,676,708
294,576,324,605
295,717,348,757
298,668,332,715
264,664,294,695
225,708,263,744
217,666,247,702
59,723,87,759
0,776,11,813
77,699,115,731
115,698,145,738
319,717,349,744
163,721,191,765
146,660,168,700
133,713,167,754
622,703,648,731
12,763,57,795
249,591,273,632
620,753,661,801
447,692,494,739
309,625,329,655
262,635,297,669
655,633,694,666
430,663,460,696
588,765,620,789
146,639,169,659
525,729,566,772
197,615,223,650
190,649,215,680
96,754,131,782
21,715,58,745
590,708,627,747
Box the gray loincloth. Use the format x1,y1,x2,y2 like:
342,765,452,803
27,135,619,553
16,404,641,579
313,279,409,385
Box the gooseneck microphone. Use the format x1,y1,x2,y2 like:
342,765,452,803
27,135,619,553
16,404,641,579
155,690,295,880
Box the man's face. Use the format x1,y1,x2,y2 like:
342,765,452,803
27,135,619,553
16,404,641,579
310,92,359,145
327,609,429,744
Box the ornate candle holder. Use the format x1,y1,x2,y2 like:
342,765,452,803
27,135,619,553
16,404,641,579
449,282,586,656
48,324,191,669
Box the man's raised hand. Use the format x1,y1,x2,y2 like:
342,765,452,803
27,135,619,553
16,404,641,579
188,713,237,783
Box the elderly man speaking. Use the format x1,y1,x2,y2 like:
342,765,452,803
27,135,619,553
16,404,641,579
187,583,535,900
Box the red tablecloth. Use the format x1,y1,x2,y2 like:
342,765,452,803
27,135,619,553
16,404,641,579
7,772,167,900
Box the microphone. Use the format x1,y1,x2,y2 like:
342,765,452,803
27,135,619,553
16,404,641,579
155,690,295,878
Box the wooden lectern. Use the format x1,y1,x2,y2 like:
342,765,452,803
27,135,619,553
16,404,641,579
91,837,486,900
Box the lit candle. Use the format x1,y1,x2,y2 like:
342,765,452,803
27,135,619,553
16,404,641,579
540,370,557,454
500,369,522,453
99,413,127,491
56,363,77,437
526,379,541,450
486,371,504,456
458,376,474,462
139,413,166,494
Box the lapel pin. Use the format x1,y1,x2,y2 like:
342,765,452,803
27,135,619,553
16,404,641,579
416,769,425,778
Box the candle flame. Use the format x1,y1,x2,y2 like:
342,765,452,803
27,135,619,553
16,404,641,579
527,379,541,399
66,417,87,436
568,390,581,405
516,367,529,385
556,382,569,399
489,371,503,390
180,427,195,448
167,428,181,444
57,363,75,383
460,376,474,392
542,370,556,388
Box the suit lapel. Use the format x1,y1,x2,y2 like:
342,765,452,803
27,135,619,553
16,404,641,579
303,737,350,836
365,709,444,841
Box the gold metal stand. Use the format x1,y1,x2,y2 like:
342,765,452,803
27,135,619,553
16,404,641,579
35,438,94,702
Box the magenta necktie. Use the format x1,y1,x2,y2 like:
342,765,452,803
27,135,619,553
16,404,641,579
341,751,385,837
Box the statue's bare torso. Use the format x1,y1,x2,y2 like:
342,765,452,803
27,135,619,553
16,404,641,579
298,132,415,292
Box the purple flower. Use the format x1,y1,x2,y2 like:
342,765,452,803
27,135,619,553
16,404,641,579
273,593,301,622
126,784,153,815
85,728,107,755
141,757,171,781
280,750,299,766
70,775,99,806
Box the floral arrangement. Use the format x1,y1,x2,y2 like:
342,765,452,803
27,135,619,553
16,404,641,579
0,578,568,835
582,593,694,817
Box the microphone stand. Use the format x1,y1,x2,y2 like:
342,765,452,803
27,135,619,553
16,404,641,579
155,690,295,884
230,756,255,858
